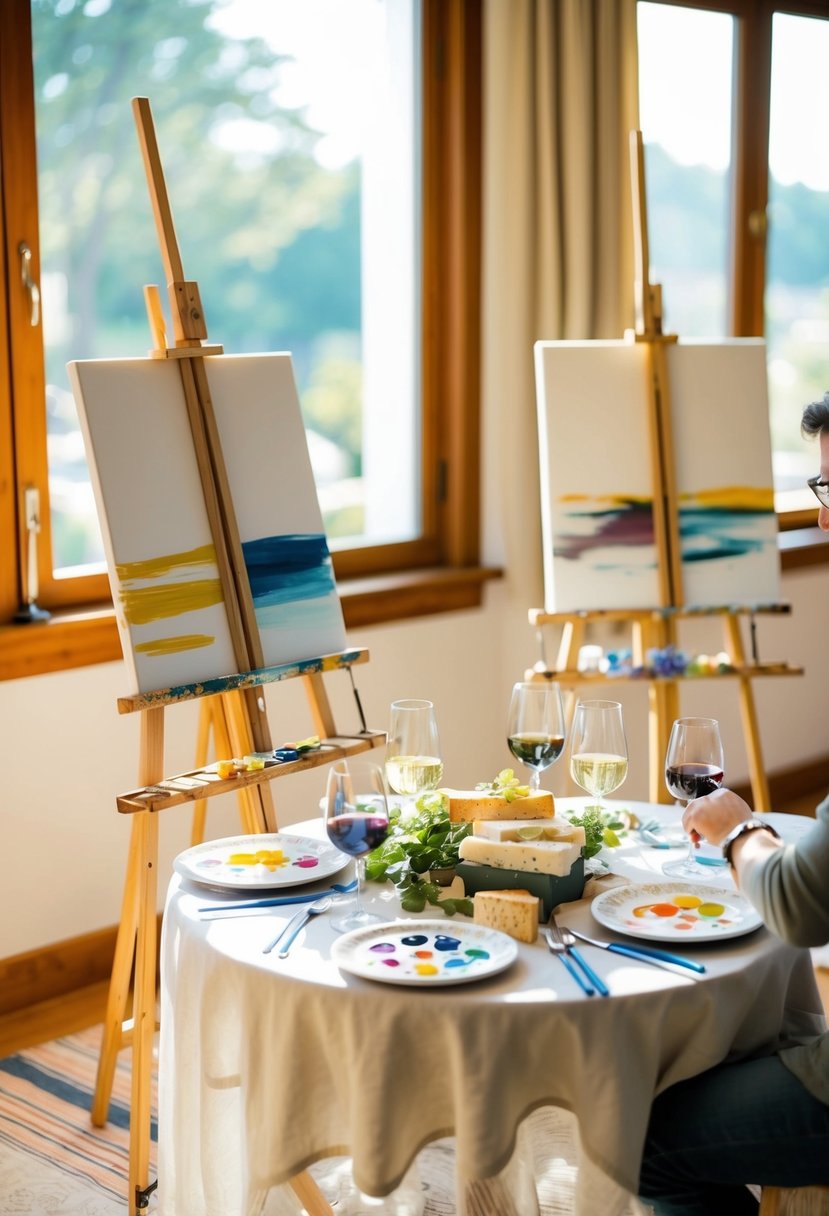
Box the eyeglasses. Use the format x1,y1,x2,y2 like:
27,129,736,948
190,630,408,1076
807,475,829,509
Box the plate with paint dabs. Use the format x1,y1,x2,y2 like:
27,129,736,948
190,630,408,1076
330,920,519,986
591,882,763,944
174,833,349,892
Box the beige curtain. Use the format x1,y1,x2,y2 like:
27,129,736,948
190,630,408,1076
481,0,640,604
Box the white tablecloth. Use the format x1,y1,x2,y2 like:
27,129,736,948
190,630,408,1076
157,801,825,1216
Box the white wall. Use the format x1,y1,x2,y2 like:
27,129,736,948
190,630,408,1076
1,560,825,959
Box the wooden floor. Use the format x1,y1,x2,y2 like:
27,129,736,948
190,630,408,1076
1,794,827,1056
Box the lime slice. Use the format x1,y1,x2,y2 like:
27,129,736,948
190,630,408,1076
516,825,544,840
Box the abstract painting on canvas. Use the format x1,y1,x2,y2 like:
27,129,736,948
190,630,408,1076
534,338,780,613
69,353,347,694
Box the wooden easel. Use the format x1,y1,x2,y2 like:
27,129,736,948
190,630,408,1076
529,130,802,808
91,97,383,1216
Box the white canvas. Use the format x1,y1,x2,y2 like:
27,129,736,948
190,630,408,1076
534,338,780,612
68,354,347,695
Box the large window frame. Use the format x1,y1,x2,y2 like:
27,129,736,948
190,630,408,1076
645,0,829,536
0,0,489,680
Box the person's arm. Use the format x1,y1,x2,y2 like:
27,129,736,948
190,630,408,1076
683,788,829,948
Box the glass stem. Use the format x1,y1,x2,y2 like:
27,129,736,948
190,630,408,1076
530,770,540,791
354,856,366,913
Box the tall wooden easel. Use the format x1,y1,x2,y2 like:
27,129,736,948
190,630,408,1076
529,130,802,807
91,97,383,1216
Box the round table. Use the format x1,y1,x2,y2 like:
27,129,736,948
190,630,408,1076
156,800,825,1216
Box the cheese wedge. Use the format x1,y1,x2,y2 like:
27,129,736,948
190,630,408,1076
473,889,539,943
472,815,585,846
443,787,554,823
458,835,582,876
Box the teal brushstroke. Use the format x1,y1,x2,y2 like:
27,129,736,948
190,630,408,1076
242,533,338,607
254,594,344,633
679,509,775,563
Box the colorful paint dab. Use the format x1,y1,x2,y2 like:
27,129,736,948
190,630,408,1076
628,893,730,931
364,929,492,979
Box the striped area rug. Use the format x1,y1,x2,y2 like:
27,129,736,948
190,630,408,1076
0,1027,627,1215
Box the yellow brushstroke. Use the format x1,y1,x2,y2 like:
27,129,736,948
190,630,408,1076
558,493,652,506
120,578,224,625
679,486,774,512
116,543,217,583
135,633,216,656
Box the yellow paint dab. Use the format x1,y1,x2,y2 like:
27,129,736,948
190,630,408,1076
698,902,725,918
135,633,216,656
414,963,440,976
120,578,224,625
673,894,702,909
228,849,286,871
116,543,217,581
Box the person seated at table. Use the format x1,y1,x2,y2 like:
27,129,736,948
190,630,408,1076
638,393,829,1216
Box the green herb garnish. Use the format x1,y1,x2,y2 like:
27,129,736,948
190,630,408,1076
565,806,627,859
365,790,474,917
474,768,530,802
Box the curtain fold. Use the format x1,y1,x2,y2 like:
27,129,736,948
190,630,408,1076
481,0,639,600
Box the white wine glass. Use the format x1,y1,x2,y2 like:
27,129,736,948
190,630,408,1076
662,717,726,880
506,681,566,790
324,760,390,933
385,699,444,803
569,699,628,811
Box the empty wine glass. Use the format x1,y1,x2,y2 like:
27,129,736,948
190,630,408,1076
506,681,566,790
385,699,444,803
569,699,628,811
662,717,726,879
324,760,390,932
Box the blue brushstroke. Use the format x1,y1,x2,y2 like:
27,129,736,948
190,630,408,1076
679,509,774,563
242,533,337,608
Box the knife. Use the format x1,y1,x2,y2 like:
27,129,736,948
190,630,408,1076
563,927,706,975
198,879,356,914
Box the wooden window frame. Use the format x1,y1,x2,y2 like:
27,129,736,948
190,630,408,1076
641,0,829,557
0,0,497,681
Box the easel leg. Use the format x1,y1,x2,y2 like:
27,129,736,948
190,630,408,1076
224,689,277,832
91,816,141,1127
190,699,213,844
724,615,771,812
129,707,163,1215
645,617,679,803
288,1172,335,1215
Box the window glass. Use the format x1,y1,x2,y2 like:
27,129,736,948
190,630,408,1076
636,2,733,338
766,12,829,494
32,0,419,576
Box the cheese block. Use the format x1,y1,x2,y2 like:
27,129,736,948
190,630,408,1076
443,787,554,823
473,815,585,846
458,835,582,876
458,858,585,920
473,890,539,943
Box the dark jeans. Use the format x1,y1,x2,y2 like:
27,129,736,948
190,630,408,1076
638,1055,829,1216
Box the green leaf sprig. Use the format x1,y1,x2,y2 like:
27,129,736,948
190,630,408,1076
564,807,627,859
474,768,530,802
365,791,474,917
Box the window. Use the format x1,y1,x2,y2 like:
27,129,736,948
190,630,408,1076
637,0,829,522
0,0,484,673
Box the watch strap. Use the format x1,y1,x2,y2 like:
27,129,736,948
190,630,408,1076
720,817,781,867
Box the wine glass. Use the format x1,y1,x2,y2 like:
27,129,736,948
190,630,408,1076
324,760,390,932
385,699,444,803
662,717,726,879
569,699,628,811
506,681,566,790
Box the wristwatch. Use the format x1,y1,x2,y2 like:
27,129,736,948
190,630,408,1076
719,817,781,867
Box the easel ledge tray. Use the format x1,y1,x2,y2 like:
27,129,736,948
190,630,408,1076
117,732,385,815
116,648,370,714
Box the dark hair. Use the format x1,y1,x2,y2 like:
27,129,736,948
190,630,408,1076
801,392,829,437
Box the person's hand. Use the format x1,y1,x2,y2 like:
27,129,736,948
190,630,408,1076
682,787,752,846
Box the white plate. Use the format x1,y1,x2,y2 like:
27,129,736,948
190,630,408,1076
174,832,349,892
591,882,763,943
330,919,519,986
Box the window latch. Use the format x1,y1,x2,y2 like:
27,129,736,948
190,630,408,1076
14,486,50,623
19,241,41,327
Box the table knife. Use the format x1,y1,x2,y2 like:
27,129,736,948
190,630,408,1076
564,927,706,975
198,879,356,915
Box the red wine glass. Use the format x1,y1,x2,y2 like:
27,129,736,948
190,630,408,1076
324,760,390,932
662,717,725,879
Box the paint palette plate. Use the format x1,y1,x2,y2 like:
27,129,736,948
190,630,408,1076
591,882,763,943
331,920,519,987
174,833,349,892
